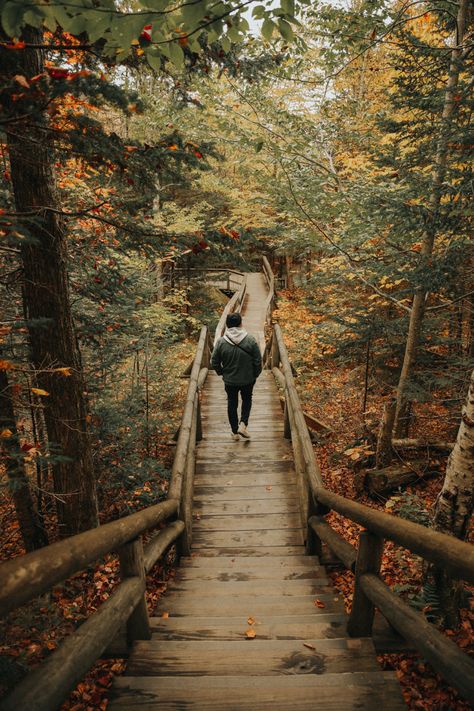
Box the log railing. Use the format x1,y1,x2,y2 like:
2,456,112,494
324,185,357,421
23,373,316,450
213,274,247,345
0,325,213,711
262,259,474,705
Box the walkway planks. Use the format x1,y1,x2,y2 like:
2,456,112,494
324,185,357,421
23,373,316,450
110,273,406,710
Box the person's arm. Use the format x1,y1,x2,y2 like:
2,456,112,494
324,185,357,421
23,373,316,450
211,340,223,375
252,339,262,379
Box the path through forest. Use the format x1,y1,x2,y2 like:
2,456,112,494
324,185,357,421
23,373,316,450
109,274,406,709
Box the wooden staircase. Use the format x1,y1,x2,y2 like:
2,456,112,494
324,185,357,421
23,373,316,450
109,275,406,710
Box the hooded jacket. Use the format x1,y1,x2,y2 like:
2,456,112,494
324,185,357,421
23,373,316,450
211,327,262,386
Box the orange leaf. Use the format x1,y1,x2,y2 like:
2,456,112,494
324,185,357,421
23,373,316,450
31,388,49,396
314,599,325,608
14,74,30,88
303,642,316,650
161,611,169,619
245,628,256,639
247,616,255,625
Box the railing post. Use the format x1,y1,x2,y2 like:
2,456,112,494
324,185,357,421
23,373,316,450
179,393,198,556
271,333,280,368
283,399,291,439
347,530,384,637
118,537,151,644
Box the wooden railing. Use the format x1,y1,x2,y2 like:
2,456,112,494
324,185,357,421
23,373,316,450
0,325,213,711
173,267,245,293
262,259,474,704
213,274,247,345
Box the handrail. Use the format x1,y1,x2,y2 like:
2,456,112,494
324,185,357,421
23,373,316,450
0,323,213,710
263,258,474,704
214,274,247,345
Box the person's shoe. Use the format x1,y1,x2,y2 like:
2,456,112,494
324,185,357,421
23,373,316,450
238,423,251,439
231,432,240,441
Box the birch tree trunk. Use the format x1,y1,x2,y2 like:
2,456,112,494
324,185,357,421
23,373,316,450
1,28,99,536
394,0,470,431
424,370,474,625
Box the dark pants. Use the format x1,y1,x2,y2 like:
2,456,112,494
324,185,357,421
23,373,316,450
224,382,255,434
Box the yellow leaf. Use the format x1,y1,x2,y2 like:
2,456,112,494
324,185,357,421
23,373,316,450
247,617,255,625
14,74,30,88
31,388,49,396
245,628,256,639
1,429,13,438
55,367,72,376
0,359,14,370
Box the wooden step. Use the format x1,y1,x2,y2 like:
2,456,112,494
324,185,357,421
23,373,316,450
185,545,307,557
193,498,300,515
175,564,324,580
192,529,304,549
154,592,344,616
124,638,380,677
194,484,298,500
110,672,406,710
192,512,302,531
166,580,331,597
179,554,319,568
149,614,347,641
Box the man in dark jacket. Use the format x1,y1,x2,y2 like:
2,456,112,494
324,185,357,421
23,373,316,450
211,312,262,440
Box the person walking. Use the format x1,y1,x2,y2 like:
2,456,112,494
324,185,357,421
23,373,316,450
211,312,262,440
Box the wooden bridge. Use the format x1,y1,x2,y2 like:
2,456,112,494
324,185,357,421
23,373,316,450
1,259,474,710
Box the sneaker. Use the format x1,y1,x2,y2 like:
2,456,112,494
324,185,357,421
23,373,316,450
231,433,240,441
238,423,251,439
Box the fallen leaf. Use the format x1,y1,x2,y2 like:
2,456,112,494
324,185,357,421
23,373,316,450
245,628,256,639
314,599,325,608
161,612,169,619
303,642,316,650
31,388,49,396
247,617,255,625
0,429,13,438
266,485,272,491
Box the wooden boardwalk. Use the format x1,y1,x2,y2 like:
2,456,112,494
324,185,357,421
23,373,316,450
110,274,406,709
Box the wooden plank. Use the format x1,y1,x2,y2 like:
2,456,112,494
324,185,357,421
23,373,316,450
194,474,297,488
193,498,300,515
192,529,304,548
167,580,332,598
153,593,344,617
175,566,326,581
110,673,406,710
196,461,295,473
192,513,303,531
185,545,307,557
193,484,298,501
179,555,319,569
149,614,346,641
125,638,379,677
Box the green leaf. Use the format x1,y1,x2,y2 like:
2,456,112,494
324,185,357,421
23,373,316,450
168,41,184,68
146,48,163,70
220,35,231,53
261,17,275,40
1,1,25,38
278,18,294,40
181,0,207,28
255,140,264,153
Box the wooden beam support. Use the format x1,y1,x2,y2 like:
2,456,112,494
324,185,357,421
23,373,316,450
314,487,474,584
1,577,144,711
118,538,151,644
361,573,474,704
308,516,357,572
143,520,184,574
0,498,177,617
347,531,384,637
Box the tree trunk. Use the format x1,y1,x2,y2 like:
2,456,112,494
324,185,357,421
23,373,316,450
0,366,48,551
376,398,396,468
423,369,474,626
1,28,99,536
394,0,469,431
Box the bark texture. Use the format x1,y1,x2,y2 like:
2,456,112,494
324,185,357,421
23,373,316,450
1,28,98,536
0,366,48,551
425,369,474,625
